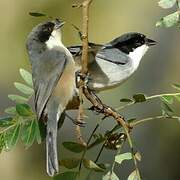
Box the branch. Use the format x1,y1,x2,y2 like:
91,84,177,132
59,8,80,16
78,0,142,178
81,0,92,74
82,87,142,179
76,0,93,146
77,0,93,172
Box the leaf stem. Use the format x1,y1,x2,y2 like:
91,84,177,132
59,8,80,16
130,115,180,127
109,138,127,179
79,122,100,172
116,92,180,111
146,92,180,100
0,124,17,134
122,126,141,179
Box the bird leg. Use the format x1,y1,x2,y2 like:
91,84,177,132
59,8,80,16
65,113,86,127
75,70,90,88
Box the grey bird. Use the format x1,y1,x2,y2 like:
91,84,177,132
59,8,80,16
68,32,156,92
26,19,76,176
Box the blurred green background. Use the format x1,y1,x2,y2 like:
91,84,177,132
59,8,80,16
0,0,180,179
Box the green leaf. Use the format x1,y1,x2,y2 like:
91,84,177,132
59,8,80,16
8,94,28,103
158,0,176,9
133,94,146,103
161,95,174,104
175,95,180,101
156,11,179,27
178,0,180,8
127,170,139,180
53,171,78,180
60,158,80,169
120,98,133,103
5,106,16,115
161,102,174,116
172,83,180,90
14,82,34,95
16,104,33,116
19,69,33,87
83,159,104,172
62,142,86,153
21,120,36,149
115,152,132,165
4,123,20,150
0,133,5,153
102,171,119,180
135,152,142,162
34,119,41,144
29,12,47,17
0,117,14,127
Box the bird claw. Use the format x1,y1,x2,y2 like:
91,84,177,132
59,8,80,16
75,71,90,88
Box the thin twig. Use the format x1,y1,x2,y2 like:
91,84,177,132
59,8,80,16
85,143,106,180
146,92,180,100
81,0,93,74
83,87,142,179
75,108,87,146
110,139,125,176
95,143,106,163
77,0,93,174
79,123,100,172
130,115,180,127
76,0,93,147
116,92,180,111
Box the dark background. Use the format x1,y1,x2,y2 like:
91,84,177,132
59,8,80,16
0,0,180,179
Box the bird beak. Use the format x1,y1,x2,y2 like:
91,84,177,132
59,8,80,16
145,38,157,46
54,19,66,29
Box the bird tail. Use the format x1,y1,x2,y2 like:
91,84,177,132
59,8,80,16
46,116,59,177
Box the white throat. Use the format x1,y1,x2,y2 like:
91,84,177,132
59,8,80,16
46,30,63,49
129,44,149,70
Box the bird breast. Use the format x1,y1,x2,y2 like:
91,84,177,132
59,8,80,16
53,59,76,111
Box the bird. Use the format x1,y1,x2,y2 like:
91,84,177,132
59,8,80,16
26,19,76,176
68,32,156,92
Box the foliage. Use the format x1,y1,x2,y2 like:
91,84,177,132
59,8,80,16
0,69,41,153
1,59,180,179
0,1,180,179
156,0,180,28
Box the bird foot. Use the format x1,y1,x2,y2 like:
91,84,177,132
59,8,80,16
75,71,90,88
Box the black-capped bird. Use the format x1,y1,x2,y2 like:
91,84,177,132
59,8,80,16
68,32,156,91
26,19,76,176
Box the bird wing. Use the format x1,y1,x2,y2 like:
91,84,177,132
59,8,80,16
67,46,82,56
96,47,130,65
68,43,102,64
68,43,102,55
30,47,67,120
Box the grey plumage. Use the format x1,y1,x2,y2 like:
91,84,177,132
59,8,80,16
26,20,76,176
68,43,133,91
68,32,156,91
31,48,67,120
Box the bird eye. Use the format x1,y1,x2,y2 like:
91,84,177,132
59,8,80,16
47,27,53,32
